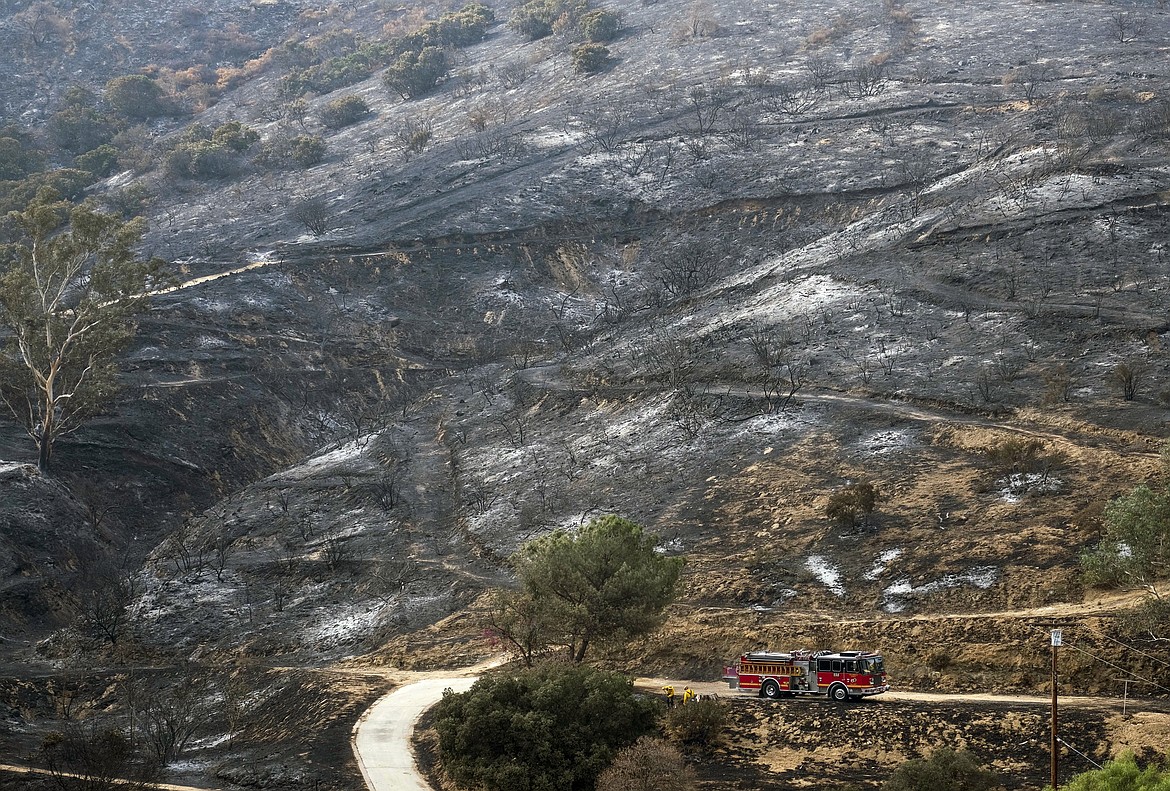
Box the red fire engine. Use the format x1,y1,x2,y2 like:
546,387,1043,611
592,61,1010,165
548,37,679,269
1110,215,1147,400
723,649,889,701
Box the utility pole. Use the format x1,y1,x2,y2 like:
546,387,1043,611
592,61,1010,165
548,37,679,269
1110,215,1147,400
1050,628,1061,790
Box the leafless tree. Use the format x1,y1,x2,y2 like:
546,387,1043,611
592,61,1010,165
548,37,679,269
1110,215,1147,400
321,530,350,570
657,239,723,297
163,521,208,578
764,79,820,116
209,535,234,582
1111,10,1146,43
685,83,729,136
844,61,888,98
804,56,839,92
39,720,160,791
897,152,936,213
496,413,530,447
580,101,633,153
141,670,208,765
1006,62,1053,105
496,59,530,89
16,2,70,48
288,196,335,237
1112,359,1145,401
393,116,434,158
1042,362,1074,404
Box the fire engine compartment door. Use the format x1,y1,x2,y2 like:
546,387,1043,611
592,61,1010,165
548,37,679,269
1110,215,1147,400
816,658,845,689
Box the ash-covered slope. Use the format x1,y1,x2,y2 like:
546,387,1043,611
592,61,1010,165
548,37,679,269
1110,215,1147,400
1,0,1169,677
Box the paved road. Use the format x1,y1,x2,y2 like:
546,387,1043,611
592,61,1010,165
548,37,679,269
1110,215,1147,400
351,677,477,791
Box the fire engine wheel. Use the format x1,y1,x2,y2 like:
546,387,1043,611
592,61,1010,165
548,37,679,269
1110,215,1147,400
761,680,782,699
829,684,850,702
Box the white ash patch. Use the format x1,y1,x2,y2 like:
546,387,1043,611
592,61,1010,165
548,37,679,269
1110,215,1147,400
864,548,903,581
805,554,845,597
303,602,383,649
881,566,999,612
734,404,825,439
195,335,229,349
245,249,280,264
129,345,163,360
857,429,916,456
134,574,237,623
526,127,587,149
732,274,861,326
998,472,1062,502
188,297,232,314
275,435,381,480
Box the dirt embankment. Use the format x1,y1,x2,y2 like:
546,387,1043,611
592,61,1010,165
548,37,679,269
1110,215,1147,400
702,694,1170,790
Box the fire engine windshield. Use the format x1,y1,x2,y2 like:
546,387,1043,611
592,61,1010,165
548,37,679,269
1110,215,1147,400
863,657,885,673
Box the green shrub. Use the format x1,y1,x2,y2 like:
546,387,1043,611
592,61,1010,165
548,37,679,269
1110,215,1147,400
422,2,496,46
882,748,1000,791
383,46,449,99
164,142,239,180
580,9,620,42
278,4,491,98
104,75,175,121
289,135,326,167
509,0,586,40
0,135,45,181
47,104,117,154
0,169,92,214
434,663,658,791
1061,752,1170,790
663,697,728,751
572,42,610,73
211,121,260,152
74,145,120,179
162,122,256,180
319,95,370,129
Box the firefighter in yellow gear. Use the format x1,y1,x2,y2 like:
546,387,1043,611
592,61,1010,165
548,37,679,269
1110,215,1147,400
682,686,696,705
662,685,676,708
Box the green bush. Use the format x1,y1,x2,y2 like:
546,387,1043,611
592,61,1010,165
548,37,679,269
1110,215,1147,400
434,663,658,791
278,4,491,98
164,142,239,180
47,104,117,154
383,46,449,99
0,135,46,181
211,121,260,152
571,42,610,73
74,145,120,179
104,75,175,121
882,748,1000,791
509,0,587,40
422,2,496,46
280,42,395,97
580,9,620,42
290,135,326,167
0,169,92,214
1061,752,1170,790
163,122,257,180
663,697,728,751
319,95,370,129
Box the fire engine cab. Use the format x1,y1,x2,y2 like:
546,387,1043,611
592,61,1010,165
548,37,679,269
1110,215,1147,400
723,649,889,701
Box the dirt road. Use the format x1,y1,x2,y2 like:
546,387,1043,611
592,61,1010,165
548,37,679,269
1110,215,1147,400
350,661,1169,791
